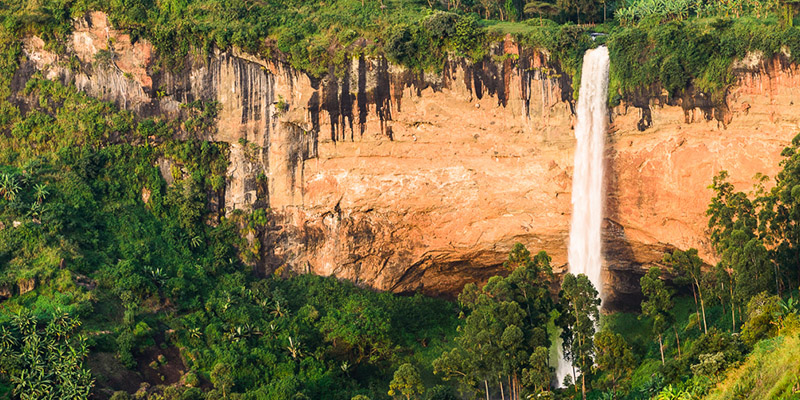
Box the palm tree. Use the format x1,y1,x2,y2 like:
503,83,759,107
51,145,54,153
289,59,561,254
270,301,287,318
524,1,560,25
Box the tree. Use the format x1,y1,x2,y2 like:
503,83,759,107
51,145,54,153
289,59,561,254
389,363,425,400
780,0,800,26
497,245,555,347
425,385,459,400
663,248,708,333
521,347,551,395
210,362,234,398
523,1,560,25
722,231,773,326
435,245,555,400
558,273,600,400
433,346,479,396
320,295,392,364
556,0,598,23
710,262,737,332
640,267,673,365
594,330,634,398
707,170,775,331
740,292,780,345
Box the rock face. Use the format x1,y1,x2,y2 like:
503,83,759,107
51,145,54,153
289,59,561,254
16,13,800,307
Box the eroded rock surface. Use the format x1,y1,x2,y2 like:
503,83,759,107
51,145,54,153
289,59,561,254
16,13,800,306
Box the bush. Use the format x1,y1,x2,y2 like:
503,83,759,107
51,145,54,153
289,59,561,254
183,371,200,387
741,292,780,346
453,14,485,59
423,12,458,38
110,391,133,400
425,385,459,400
180,387,204,400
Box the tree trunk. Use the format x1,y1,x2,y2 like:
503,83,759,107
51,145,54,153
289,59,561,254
572,363,577,393
485,380,490,400
500,375,505,400
691,283,701,332
730,282,736,332
739,305,744,326
658,334,665,365
699,288,708,334
673,326,681,358
581,372,587,400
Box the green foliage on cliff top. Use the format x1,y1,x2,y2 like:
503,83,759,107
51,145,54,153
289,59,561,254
5,0,800,106
608,15,800,105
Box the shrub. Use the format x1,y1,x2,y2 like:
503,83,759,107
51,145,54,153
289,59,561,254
110,391,133,400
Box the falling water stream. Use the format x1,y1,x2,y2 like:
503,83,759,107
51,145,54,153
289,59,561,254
555,45,610,386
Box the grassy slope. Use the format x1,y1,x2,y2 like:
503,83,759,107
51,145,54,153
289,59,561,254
704,326,800,400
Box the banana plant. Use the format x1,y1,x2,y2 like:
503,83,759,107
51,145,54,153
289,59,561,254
656,385,693,400
1,311,94,399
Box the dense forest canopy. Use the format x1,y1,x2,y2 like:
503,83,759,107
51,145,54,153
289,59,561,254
2,0,800,399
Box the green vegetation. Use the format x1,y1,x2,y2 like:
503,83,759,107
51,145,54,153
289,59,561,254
0,310,94,399
558,273,600,398
640,267,674,365
433,245,555,399
0,71,462,398
2,70,800,399
4,0,800,398
4,0,800,105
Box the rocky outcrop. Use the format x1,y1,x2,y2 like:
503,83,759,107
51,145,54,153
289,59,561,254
16,12,800,308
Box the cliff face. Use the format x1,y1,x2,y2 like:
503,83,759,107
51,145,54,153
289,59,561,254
17,12,800,307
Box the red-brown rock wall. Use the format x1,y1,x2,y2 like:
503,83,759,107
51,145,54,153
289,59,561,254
17,13,800,305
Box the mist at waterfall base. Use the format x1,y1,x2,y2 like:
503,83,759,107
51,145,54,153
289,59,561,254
553,46,610,387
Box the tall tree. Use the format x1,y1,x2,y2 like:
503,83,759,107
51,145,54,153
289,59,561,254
722,231,774,325
594,330,635,398
663,248,708,333
523,1,560,25
521,347,551,396
640,267,673,365
435,245,555,400
558,273,600,400
556,0,598,23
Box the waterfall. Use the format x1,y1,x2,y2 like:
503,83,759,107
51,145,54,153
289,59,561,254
554,45,610,387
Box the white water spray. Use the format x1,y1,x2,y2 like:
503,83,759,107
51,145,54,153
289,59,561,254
555,46,610,386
